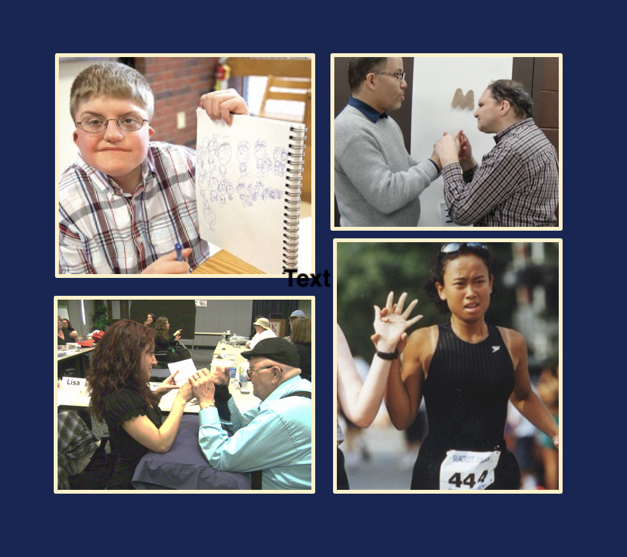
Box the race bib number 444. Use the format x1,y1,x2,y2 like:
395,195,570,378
439,450,501,490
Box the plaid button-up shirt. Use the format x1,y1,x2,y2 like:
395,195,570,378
59,142,210,274
442,118,559,227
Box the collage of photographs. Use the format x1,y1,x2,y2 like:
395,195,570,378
55,53,562,494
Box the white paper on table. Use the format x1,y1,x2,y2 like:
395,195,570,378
168,359,198,386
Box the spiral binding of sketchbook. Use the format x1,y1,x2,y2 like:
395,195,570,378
195,109,307,274
282,125,306,271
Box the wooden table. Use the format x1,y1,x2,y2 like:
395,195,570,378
193,250,263,275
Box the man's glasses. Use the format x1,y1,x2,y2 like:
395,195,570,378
441,242,489,254
76,115,149,134
373,71,406,82
247,365,275,378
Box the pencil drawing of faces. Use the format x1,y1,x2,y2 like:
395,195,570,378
208,176,219,202
254,139,267,158
218,141,232,166
219,178,234,203
273,147,287,176
207,135,218,163
262,186,283,201
237,140,250,163
198,186,217,230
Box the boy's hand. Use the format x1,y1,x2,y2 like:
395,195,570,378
142,248,192,274
200,89,249,125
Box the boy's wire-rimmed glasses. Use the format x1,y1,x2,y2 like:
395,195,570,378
75,116,150,134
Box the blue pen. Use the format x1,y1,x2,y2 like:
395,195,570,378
175,243,183,262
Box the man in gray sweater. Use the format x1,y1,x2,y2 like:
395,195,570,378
334,57,440,227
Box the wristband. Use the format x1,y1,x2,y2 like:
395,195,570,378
200,401,216,410
376,349,399,360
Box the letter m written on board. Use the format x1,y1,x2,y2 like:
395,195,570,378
451,88,474,110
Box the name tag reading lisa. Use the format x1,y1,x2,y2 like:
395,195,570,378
440,450,501,490
62,377,86,392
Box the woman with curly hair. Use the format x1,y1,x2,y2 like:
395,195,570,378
87,320,193,489
154,316,190,362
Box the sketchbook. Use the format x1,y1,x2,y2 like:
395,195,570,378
195,109,307,274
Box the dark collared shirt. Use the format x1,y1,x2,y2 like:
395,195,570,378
348,96,388,123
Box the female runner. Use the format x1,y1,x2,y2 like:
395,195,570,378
384,243,559,490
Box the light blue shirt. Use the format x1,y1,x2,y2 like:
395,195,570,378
198,376,312,490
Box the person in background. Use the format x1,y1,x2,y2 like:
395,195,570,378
536,363,559,489
58,318,76,345
434,80,558,227
284,309,306,341
290,317,311,382
246,317,276,349
86,320,193,489
189,338,311,490
62,319,79,341
154,316,190,362
144,313,156,328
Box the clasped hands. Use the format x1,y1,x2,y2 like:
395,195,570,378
159,366,230,408
432,129,474,170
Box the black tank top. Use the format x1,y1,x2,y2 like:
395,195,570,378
411,322,520,489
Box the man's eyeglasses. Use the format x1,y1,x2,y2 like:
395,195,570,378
441,242,489,254
373,71,406,82
76,115,149,134
247,365,275,378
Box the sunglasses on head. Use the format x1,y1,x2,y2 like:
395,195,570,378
440,242,488,254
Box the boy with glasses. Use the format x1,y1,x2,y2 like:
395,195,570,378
59,61,248,274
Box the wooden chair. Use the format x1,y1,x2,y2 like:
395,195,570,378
258,75,311,125
257,76,312,204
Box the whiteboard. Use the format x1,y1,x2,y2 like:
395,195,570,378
410,56,513,227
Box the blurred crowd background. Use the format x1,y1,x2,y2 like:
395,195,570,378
336,241,560,490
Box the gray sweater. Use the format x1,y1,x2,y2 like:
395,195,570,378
334,105,438,227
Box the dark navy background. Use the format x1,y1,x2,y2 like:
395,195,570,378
7,3,620,554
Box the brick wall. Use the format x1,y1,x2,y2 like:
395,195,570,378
134,57,218,149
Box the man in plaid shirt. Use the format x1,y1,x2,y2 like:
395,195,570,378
434,80,558,227
59,61,248,274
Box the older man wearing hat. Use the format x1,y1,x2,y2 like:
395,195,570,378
188,337,312,490
246,317,277,349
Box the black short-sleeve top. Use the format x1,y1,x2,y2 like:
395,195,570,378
103,389,162,489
